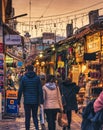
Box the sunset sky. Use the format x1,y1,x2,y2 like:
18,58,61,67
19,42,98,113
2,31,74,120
12,0,103,37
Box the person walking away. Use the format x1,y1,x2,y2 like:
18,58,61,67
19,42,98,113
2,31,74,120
40,75,46,86
17,65,44,130
7,74,16,90
61,78,80,130
93,91,103,130
43,74,63,130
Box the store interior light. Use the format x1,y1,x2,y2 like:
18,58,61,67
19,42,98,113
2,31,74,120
39,53,43,58
52,47,55,51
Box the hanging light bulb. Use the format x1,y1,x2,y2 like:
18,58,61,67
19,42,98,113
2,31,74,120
54,23,56,27
35,25,37,29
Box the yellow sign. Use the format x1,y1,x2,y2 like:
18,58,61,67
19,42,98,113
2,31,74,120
6,90,18,99
6,56,13,63
58,61,64,68
86,32,101,53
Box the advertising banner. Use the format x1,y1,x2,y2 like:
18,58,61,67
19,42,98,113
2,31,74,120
6,90,18,114
5,35,21,45
86,32,101,53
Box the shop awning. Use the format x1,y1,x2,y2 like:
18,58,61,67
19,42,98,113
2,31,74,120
3,24,20,35
6,51,24,62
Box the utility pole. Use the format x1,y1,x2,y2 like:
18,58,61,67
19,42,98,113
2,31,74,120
29,0,31,32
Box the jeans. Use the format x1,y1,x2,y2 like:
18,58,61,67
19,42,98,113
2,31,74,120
24,104,39,130
45,109,59,130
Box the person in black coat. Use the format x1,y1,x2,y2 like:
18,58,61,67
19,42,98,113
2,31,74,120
61,78,80,130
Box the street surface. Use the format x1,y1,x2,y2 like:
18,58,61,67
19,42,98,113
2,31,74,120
0,110,82,130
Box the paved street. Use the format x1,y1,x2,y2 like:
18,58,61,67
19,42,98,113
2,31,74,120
0,110,82,130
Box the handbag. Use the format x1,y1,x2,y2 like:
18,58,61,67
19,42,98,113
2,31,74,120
57,112,68,127
40,105,46,130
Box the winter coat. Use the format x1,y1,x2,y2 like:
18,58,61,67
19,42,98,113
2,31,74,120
94,91,103,130
81,99,103,130
61,81,80,111
94,91,103,112
43,82,62,110
18,71,44,105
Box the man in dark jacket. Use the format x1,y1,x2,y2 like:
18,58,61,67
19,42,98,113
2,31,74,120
61,78,80,130
17,65,44,130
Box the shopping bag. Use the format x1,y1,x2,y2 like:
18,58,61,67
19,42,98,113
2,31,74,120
57,112,68,127
39,105,46,130
40,105,45,124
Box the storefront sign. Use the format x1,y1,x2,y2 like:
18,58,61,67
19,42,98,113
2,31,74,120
72,65,80,85
6,90,18,99
6,56,13,63
5,35,21,45
0,43,3,53
17,61,23,67
86,32,101,53
57,61,64,68
6,90,18,114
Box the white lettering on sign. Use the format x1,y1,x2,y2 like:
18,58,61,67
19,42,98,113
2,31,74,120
5,35,21,45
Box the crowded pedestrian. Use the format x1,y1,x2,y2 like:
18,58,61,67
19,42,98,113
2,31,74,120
40,74,46,86
7,74,16,90
43,74,63,130
61,78,80,130
17,65,44,130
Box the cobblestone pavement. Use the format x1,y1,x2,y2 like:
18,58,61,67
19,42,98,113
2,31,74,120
0,111,82,130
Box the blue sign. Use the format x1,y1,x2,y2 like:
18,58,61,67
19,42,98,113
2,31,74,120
17,61,23,67
6,99,18,114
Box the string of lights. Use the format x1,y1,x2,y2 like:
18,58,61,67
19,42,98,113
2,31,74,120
16,2,103,37
20,1,103,19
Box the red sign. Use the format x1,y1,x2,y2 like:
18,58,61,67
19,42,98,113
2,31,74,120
0,43,3,53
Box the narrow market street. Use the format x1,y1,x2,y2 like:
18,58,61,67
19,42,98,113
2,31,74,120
1,1,103,130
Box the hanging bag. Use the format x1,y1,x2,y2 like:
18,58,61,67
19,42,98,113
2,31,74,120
39,105,46,130
57,112,68,127
56,86,68,127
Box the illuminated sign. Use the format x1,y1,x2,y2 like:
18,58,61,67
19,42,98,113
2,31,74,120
86,32,101,53
5,35,21,45
6,90,18,99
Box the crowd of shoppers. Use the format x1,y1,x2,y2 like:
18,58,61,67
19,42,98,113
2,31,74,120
17,64,103,130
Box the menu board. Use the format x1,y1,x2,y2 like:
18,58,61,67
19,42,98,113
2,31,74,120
86,32,101,53
72,65,80,85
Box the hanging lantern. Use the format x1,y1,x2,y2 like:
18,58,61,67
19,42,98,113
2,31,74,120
54,23,56,27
